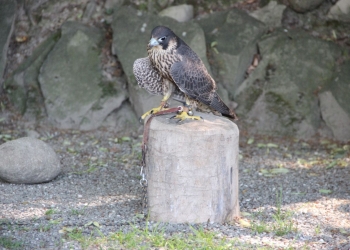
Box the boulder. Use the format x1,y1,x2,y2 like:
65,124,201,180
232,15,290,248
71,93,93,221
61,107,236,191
319,61,350,141
158,4,194,22
39,22,127,130
319,91,350,142
4,32,60,116
327,0,350,22
0,0,16,90
197,9,267,96
101,101,140,133
250,1,286,28
287,0,324,13
0,137,61,184
112,6,210,117
234,29,342,138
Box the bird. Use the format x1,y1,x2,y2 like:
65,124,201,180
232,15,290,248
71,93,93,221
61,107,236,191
133,25,238,121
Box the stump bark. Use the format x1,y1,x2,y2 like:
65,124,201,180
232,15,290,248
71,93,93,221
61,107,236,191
145,112,239,223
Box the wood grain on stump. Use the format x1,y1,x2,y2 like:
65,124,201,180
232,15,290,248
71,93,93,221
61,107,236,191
145,112,239,223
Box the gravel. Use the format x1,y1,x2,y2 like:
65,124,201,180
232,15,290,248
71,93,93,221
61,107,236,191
0,111,349,250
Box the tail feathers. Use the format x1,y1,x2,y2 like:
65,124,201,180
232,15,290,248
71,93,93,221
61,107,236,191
210,92,238,121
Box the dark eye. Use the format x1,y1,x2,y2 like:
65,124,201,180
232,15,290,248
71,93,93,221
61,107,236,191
158,36,166,42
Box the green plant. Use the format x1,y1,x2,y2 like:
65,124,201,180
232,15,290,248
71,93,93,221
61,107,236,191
0,236,23,249
250,189,297,236
45,209,57,215
271,189,297,236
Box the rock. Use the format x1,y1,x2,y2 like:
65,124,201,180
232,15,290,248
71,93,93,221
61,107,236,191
250,1,286,28
112,6,209,117
234,29,342,138
328,61,350,117
158,4,194,22
101,102,140,133
25,130,40,139
327,0,350,22
4,31,60,116
319,61,350,141
104,0,125,12
39,22,127,130
0,0,16,90
319,91,350,142
287,0,324,13
197,9,267,96
157,0,169,8
0,137,61,184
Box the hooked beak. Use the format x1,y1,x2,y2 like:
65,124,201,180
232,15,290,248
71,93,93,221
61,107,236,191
148,37,159,48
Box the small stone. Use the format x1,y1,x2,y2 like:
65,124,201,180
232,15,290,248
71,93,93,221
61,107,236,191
327,0,350,22
287,0,324,13
249,1,286,27
0,137,61,184
158,4,194,22
26,129,40,139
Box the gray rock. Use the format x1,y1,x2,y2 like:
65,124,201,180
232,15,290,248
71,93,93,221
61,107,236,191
328,61,350,116
250,1,286,28
101,102,140,133
25,130,40,139
0,137,61,184
112,6,209,117
234,29,342,138
39,22,127,130
0,0,16,90
197,9,267,96
319,61,350,141
287,0,324,13
158,4,194,22
327,0,350,22
319,91,350,142
104,0,125,12
4,31,60,116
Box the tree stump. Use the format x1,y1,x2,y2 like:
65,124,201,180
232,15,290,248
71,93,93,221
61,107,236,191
145,112,239,223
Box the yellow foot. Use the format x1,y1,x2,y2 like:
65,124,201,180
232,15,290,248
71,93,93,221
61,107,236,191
171,111,203,122
140,106,168,120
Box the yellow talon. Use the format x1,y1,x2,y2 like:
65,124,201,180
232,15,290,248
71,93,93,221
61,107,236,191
141,105,168,120
172,111,202,122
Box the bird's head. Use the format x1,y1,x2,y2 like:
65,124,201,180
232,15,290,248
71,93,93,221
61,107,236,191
148,26,178,51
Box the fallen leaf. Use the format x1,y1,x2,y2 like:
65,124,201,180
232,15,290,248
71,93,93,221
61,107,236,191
326,161,337,169
239,218,251,228
63,140,71,146
247,138,254,144
319,189,332,194
320,139,330,145
121,136,131,142
93,221,100,228
270,168,289,174
210,41,218,47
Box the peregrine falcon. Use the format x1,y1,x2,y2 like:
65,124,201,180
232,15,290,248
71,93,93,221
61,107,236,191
133,26,238,121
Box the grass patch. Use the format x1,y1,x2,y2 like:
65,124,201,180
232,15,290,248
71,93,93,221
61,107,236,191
45,209,57,216
0,236,23,249
250,189,297,236
62,223,243,250
110,224,233,250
